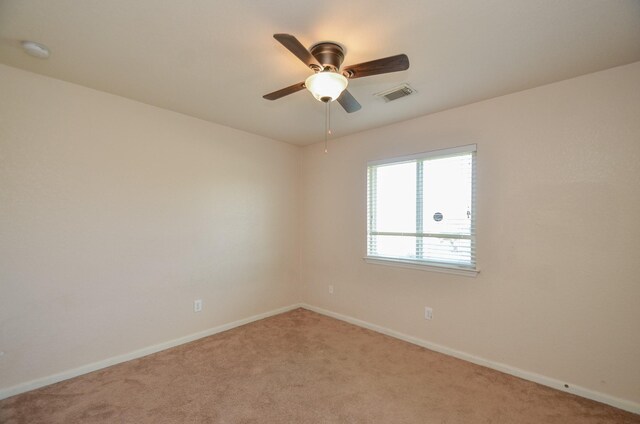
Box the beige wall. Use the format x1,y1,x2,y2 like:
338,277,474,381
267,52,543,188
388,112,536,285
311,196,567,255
300,61,640,404
0,64,300,390
2,60,639,407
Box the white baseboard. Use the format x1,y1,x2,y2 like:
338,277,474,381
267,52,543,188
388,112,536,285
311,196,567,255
300,303,640,415
3,302,638,415
0,303,302,401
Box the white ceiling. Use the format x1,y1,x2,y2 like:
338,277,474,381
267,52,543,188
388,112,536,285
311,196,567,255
1,0,639,145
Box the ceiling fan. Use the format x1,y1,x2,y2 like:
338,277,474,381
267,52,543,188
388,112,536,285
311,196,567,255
263,34,410,113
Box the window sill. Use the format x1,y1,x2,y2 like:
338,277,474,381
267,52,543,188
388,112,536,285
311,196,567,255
363,256,479,277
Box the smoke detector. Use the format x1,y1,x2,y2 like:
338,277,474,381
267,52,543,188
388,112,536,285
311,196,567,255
375,83,415,102
21,41,50,59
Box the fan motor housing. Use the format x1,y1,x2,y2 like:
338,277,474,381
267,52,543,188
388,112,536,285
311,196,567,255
310,42,345,71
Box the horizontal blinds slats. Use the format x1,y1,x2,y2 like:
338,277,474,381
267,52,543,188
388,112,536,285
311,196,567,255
367,146,476,269
370,231,471,240
367,255,476,271
368,144,477,167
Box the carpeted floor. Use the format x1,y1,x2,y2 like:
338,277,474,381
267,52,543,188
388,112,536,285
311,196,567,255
0,308,638,423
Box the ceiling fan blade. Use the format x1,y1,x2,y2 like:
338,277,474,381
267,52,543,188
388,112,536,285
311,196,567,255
342,54,409,79
273,34,322,69
337,89,362,113
263,82,306,100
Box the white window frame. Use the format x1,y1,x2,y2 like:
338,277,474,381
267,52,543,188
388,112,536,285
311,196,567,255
364,144,478,277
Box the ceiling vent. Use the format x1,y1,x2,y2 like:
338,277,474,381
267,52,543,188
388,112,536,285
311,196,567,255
375,83,415,102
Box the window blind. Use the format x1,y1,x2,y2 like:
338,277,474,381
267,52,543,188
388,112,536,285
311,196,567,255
367,145,476,270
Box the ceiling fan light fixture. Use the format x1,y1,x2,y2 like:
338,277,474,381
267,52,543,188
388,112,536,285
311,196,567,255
305,72,348,102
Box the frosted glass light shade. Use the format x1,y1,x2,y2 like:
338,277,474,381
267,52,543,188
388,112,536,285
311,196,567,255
305,72,348,102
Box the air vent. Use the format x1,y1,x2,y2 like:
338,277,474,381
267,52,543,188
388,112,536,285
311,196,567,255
375,84,415,102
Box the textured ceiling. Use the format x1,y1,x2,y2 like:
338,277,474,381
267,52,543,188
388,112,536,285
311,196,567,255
1,0,639,145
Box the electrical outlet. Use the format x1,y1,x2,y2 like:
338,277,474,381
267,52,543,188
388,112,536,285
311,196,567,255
424,306,433,320
194,299,203,312
328,285,334,295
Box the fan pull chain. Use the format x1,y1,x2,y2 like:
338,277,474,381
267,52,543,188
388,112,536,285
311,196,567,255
324,101,328,153
328,100,332,136
324,101,332,153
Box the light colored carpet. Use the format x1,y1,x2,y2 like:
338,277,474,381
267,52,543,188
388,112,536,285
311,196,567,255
1,308,638,423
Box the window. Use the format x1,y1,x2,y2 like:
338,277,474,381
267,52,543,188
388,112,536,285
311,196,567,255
366,144,477,275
